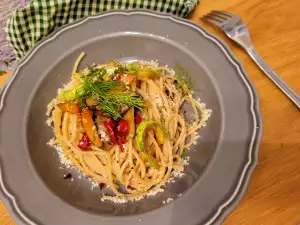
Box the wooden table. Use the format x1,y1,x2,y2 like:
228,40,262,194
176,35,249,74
0,0,300,224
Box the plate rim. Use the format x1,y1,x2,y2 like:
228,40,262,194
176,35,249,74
0,9,263,225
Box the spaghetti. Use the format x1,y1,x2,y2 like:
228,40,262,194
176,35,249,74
47,54,212,202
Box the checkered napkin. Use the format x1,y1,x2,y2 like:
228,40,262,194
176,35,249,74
0,0,199,71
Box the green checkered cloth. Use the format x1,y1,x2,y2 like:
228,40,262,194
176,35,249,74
6,0,199,60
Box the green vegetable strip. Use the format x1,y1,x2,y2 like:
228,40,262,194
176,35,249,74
136,120,159,168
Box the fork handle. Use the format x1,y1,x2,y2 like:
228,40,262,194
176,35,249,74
246,46,300,109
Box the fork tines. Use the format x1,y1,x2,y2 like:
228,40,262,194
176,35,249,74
201,10,233,26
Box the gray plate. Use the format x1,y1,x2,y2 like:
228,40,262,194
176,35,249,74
0,10,262,225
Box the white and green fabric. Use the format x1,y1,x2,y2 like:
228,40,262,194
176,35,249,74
5,0,199,63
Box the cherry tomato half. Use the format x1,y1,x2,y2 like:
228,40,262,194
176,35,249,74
116,120,129,137
78,134,91,150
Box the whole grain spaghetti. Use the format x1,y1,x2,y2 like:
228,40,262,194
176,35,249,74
47,53,212,202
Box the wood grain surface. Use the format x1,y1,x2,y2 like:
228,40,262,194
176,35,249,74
0,0,300,224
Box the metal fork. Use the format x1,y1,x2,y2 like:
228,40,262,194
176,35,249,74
202,10,300,109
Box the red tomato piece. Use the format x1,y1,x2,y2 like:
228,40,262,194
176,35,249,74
78,134,91,150
135,111,143,125
116,120,129,137
103,123,117,144
103,117,116,129
117,135,127,152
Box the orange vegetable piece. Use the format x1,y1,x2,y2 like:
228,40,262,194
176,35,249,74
123,107,135,139
81,108,102,147
121,74,136,85
57,103,80,114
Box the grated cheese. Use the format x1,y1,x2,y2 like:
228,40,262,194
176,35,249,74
163,197,173,204
182,156,190,166
147,188,164,197
46,99,57,116
129,196,144,202
148,60,159,67
101,197,127,204
194,98,213,128
168,68,176,76
57,146,73,168
97,125,109,142
166,176,175,184
102,186,165,204
47,138,73,168
91,181,98,190
47,138,56,146
46,118,53,126
173,170,185,178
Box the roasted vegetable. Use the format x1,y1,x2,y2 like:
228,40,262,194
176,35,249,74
136,120,166,168
103,73,112,81
72,72,82,80
78,134,91,150
116,120,129,137
124,107,135,139
85,98,99,107
81,108,102,147
57,103,80,114
154,125,165,146
135,111,143,125
58,80,119,102
120,74,136,85
57,77,144,118
140,152,159,169
136,69,161,81
102,117,116,129
58,84,87,101
117,135,126,152
102,117,117,144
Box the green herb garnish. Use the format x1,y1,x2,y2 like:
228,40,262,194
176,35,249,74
58,77,144,118
113,60,127,74
113,61,158,76
126,63,142,74
175,64,194,95
98,100,120,118
58,79,119,102
157,107,170,138
87,66,107,81
98,92,144,118
113,60,140,74
79,101,87,109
